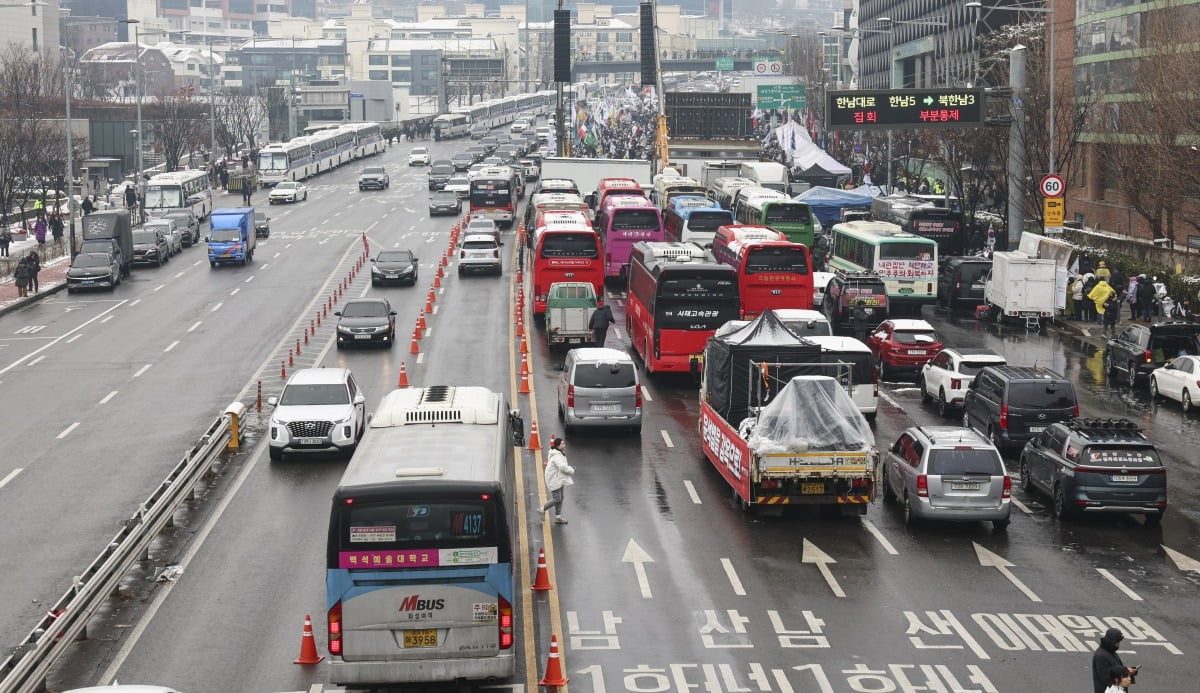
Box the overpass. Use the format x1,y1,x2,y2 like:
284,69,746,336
572,58,757,79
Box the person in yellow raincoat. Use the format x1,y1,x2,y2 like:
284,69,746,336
1088,279,1117,319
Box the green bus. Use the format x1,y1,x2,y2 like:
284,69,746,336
733,190,818,247
827,220,938,314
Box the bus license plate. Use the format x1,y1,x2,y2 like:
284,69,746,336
801,483,825,494
1111,475,1139,483
403,629,438,648
898,287,914,294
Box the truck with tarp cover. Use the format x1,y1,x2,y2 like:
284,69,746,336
698,310,878,512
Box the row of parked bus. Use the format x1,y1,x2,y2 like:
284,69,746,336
256,122,386,186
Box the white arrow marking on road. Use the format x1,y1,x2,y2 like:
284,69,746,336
802,539,845,598
0,468,22,490
621,538,654,599
1096,568,1143,601
64,305,83,312
1163,545,1200,574
683,480,701,504
973,542,1041,602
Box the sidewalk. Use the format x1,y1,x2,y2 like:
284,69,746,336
0,236,72,317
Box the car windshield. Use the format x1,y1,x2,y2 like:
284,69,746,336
432,191,457,202
342,301,389,318
276,182,297,190
254,212,266,222
363,167,385,175
411,149,427,155
377,251,412,263
209,229,241,242
893,330,938,344
453,154,471,161
73,254,109,268
279,383,349,406
1008,382,1076,409
928,449,1004,476
132,231,158,243
959,360,1001,376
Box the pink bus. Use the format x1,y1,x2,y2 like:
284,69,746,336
594,195,665,281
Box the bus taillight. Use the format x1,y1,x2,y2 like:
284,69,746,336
498,595,514,649
328,600,343,656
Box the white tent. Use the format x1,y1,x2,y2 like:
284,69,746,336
773,121,851,176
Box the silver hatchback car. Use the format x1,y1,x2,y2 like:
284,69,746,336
557,348,642,434
882,425,1011,531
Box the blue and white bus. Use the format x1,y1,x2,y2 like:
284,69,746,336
143,170,212,219
326,385,518,686
258,140,314,185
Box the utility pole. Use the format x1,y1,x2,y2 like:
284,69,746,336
63,45,76,257
555,0,566,157
1005,45,1027,252
209,35,217,162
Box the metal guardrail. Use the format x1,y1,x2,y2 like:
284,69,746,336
0,412,234,693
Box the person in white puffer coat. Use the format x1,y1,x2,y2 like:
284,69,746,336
539,437,575,524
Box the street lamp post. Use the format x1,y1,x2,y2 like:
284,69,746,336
208,35,217,163
119,19,143,182
62,44,76,256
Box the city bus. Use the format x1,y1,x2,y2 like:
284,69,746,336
326,385,517,686
707,177,756,210
714,237,814,317
433,112,471,140
258,139,314,185
143,170,211,219
341,122,384,158
468,166,520,228
734,193,817,247
594,195,664,280
827,220,939,314
532,210,604,315
627,241,739,373
663,196,733,247
870,194,966,256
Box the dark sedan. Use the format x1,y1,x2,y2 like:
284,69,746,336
451,153,474,171
428,189,462,217
66,252,121,292
335,298,397,348
370,249,419,287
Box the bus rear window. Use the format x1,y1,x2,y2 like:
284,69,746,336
746,247,810,274
686,211,733,232
879,242,935,261
339,501,496,551
764,204,810,223
611,209,660,231
541,233,599,258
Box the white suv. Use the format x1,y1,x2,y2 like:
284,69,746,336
458,233,502,275
919,348,1008,417
268,368,366,461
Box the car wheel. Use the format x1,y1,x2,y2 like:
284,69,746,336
1053,483,1071,520
1019,457,1034,492
1183,390,1193,414
937,389,950,418
990,427,1003,453
881,467,895,503
1150,377,1160,399
919,377,932,404
992,518,1010,532
1127,362,1138,386
269,447,283,462
903,494,918,527
386,329,395,347
1144,512,1163,526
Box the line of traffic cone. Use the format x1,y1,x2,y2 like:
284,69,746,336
520,353,530,376
294,614,324,665
397,362,410,387
280,361,287,379
539,634,568,686
531,546,552,590
417,312,427,330
527,420,542,450
520,336,529,354
518,369,531,394
410,330,421,354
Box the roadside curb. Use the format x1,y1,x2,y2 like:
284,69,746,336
0,279,67,318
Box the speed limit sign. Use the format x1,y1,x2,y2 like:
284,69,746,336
1039,174,1065,198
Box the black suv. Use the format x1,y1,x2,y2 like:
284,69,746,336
821,271,890,329
1018,418,1166,523
428,161,454,189
938,256,992,309
1104,321,1200,386
962,366,1078,453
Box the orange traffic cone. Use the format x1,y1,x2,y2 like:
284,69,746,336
410,332,420,354
527,420,542,450
518,369,531,394
280,361,287,379
520,337,529,355
441,254,448,267
418,312,427,330
293,614,325,665
397,362,410,388
539,634,568,686
433,273,442,288
437,264,445,278
520,353,530,376
516,317,525,337
531,546,552,590
425,295,434,314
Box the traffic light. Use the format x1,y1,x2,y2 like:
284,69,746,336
553,10,571,83
639,3,656,87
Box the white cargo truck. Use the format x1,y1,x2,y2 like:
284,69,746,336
984,250,1058,325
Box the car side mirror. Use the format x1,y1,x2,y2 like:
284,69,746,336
370,258,376,263
334,311,342,316
266,396,278,406
354,394,366,405
389,311,397,316
412,257,419,262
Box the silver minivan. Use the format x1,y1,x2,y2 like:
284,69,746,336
557,348,642,434
882,426,1011,531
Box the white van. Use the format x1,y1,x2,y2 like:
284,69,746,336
738,161,790,194
805,336,878,421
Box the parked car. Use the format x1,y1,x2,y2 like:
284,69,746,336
269,181,308,203
919,348,1008,417
866,319,942,380
962,366,1078,453
131,227,170,266
267,367,366,461
470,124,490,140
938,256,992,309
1149,354,1200,412
882,426,1011,531
1104,321,1200,387
160,209,199,245
358,166,390,190
66,251,121,292
464,217,501,244
408,147,430,166
371,249,419,287
428,189,462,216
143,218,183,256
253,210,271,238
1018,418,1165,523
335,297,397,349
458,233,502,275
556,347,641,433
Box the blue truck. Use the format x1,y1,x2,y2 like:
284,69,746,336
207,207,256,267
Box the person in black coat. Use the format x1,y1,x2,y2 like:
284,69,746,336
588,303,615,347
1137,275,1157,321
1092,628,1137,693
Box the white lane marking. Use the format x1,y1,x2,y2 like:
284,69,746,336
861,519,899,555
621,539,655,599
613,327,622,338
641,386,652,402
163,340,179,352
229,287,240,296
192,260,202,266
273,252,281,258
973,542,1041,603
416,352,425,364
66,334,82,343
365,221,378,233
1010,497,1034,515
100,315,114,323
0,301,128,377
28,355,45,366
432,306,439,315
879,391,900,408
244,275,255,283
1097,568,1143,601
720,558,747,596
285,243,293,249
174,271,185,278
133,364,151,378
660,430,674,448
334,211,341,217
211,302,223,312
187,321,202,332
129,299,141,306
425,327,433,338
153,284,164,292
57,422,80,439
259,263,269,269
99,390,118,404
683,480,702,504
0,468,22,490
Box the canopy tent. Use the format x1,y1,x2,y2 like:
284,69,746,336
794,186,879,227
772,120,852,178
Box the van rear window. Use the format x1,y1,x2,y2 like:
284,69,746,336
573,363,636,388
928,449,1003,476
1008,382,1076,409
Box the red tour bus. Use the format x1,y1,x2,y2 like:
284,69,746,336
626,241,740,373
531,210,604,316
711,225,813,317
589,177,645,211
594,195,665,280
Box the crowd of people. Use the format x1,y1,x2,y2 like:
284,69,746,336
570,89,658,159
1066,259,1188,335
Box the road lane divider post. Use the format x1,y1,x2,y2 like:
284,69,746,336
531,546,552,590
280,361,287,379
224,401,246,450
417,312,427,331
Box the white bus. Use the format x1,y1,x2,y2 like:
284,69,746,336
258,140,314,185
306,128,352,173
143,170,212,219
342,122,384,158
326,385,519,686
432,112,471,140
828,220,939,314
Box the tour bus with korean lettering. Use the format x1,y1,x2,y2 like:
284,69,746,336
827,220,938,314
594,194,665,280
870,194,966,256
733,189,818,247
326,385,520,687
531,210,605,315
626,241,739,374
711,224,814,317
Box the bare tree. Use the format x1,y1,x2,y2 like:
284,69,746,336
216,87,267,155
148,90,205,172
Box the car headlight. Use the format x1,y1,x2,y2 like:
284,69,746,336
372,266,384,275
337,325,353,333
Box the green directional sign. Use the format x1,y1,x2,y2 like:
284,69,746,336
756,84,806,110
715,57,735,71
